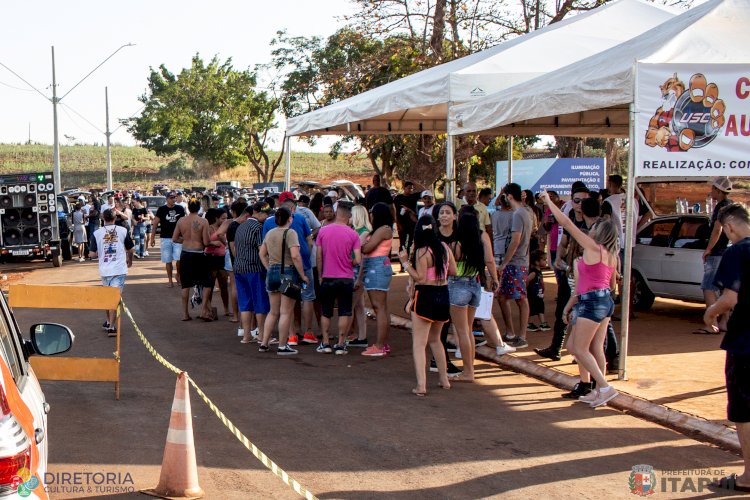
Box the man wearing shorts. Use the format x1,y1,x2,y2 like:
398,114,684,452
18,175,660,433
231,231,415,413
172,198,212,321
704,203,750,492
90,209,134,337
150,192,186,288
497,183,532,349
315,201,361,355
233,202,271,344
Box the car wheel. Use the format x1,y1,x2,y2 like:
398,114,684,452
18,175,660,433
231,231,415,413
61,238,72,261
632,271,655,311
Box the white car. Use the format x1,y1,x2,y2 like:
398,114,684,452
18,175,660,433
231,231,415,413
631,214,710,310
0,291,73,499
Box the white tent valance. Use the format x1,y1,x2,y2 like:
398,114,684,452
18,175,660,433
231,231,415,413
286,0,675,137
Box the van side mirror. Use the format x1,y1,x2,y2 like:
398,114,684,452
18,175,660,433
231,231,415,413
29,323,74,356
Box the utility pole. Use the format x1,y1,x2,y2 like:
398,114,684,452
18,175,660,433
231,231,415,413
105,87,112,190
51,46,61,193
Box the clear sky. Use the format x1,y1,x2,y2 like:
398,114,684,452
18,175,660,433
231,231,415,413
0,0,354,151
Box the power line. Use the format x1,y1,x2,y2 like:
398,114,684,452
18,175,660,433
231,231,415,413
0,79,35,92
0,60,50,101
59,102,104,134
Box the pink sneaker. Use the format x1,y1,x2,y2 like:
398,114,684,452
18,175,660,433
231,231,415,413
362,345,386,357
383,343,391,354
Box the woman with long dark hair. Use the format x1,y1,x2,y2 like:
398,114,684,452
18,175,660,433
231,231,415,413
432,202,463,376
358,202,394,357
205,208,230,318
399,215,456,396
448,206,498,382
309,192,324,220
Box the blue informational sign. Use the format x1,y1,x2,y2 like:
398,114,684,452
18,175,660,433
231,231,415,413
496,158,605,195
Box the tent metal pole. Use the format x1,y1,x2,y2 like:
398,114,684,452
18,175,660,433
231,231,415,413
619,102,637,381
284,135,291,191
507,136,514,184
446,134,456,203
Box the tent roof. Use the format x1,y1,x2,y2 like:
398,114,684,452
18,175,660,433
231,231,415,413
448,0,750,138
286,0,675,137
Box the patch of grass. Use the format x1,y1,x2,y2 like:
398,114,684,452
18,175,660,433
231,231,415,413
0,144,373,189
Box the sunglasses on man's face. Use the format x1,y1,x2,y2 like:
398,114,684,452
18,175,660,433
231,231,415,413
572,198,584,204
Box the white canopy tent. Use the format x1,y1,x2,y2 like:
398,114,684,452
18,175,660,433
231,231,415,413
448,0,746,137
284,0,675,196
447,0,750,379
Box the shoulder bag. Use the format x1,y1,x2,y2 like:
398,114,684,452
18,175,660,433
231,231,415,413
279,229,301,301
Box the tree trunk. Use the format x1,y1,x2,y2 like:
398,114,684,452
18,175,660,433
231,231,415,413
430,0,447,62
605,138,617,177
555,136,581,158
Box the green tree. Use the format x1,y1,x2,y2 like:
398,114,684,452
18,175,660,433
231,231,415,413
127,55,285,183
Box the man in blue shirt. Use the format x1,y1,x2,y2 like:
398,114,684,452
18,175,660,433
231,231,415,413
263,192,317,346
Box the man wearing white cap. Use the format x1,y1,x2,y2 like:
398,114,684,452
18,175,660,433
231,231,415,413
418,191,435,219
327,190,339,212
695,176,733,334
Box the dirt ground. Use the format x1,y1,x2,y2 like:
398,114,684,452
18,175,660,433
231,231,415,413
5,253,744,499
387,270,730,427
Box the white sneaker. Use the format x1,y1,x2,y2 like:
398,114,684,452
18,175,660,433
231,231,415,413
496,344,516,356
237,328,244,337
143,251,150,257
250,328,259,341
455,346,462,359
589,386,619,407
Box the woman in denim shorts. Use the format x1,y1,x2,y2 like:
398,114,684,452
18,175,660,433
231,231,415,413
542,191,620,408
349,205,372,348
447,207,499,382
259,207,309,355
358,203,395,357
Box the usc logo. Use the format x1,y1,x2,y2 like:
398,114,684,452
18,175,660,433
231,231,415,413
645,72,725,152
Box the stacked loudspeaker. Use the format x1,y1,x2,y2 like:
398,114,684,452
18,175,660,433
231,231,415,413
0,182,56,247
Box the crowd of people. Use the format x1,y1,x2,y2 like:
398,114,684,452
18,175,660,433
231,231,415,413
79,174,663,406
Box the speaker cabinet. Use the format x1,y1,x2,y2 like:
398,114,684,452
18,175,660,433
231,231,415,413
1,209,20,227
2,228,21,246
21,208,37,226
22,227,39,245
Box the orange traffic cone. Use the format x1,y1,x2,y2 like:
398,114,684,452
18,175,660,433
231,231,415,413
143,372,205,500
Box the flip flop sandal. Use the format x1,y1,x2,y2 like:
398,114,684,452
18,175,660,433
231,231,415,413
692,327,719,335
711,473,750,492
412,388,427,397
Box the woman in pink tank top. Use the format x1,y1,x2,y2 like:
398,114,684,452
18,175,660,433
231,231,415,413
399,215,456,396
541,191,620,408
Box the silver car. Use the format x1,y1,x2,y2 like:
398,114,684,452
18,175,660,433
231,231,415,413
631,214,709,310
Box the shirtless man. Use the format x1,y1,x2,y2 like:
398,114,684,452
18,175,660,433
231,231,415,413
172,198,213,321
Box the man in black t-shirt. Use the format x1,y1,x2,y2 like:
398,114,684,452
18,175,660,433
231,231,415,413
150,192,186,288
393,181,420,258
365,174,395,211
131,199,149,259
705,203,750,491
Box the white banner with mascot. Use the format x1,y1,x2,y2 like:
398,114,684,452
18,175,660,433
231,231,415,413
635,63,750,177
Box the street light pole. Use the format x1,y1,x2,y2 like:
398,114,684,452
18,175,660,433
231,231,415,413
48,43,134,193
105,86,112,191
51,47,61,193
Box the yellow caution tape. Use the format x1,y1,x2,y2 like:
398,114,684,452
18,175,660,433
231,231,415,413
122,302,318,500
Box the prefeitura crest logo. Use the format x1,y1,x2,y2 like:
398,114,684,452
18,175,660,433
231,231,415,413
644,72,726,152
629,464,657,496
